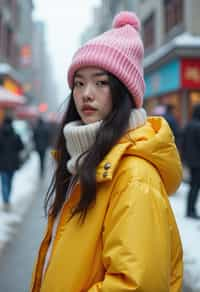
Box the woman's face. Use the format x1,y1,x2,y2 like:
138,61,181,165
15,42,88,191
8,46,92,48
73,67,112,124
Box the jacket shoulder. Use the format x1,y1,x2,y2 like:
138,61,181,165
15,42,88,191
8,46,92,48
115,155,162,188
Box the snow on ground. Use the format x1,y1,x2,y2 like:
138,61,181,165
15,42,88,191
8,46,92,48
0,153,200,290
0,151,40,250
170,183,200,291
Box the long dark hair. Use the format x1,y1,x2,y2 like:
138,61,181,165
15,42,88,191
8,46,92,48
45,73,136,221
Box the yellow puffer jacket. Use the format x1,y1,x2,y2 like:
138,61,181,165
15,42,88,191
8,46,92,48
31,117,183,292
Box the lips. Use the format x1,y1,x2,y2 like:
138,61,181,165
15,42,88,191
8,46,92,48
82,105,96,114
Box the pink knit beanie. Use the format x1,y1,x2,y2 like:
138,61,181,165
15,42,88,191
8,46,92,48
68,11,145,108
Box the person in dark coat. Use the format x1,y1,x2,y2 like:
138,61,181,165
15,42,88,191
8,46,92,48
33,117,50,176
182,104,200,219
0,116,24,211
164,104,181,148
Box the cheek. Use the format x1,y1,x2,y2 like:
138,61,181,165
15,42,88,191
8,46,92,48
103,93,112,113
73,93,81,109
107,97,113,112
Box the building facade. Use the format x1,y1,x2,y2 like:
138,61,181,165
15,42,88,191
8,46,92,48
81,0,136,43
32,21,58,112
0,0,33,97
135,0,200,125
0,1,58,121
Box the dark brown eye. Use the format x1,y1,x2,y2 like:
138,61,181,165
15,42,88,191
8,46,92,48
96,80,109,87
74,81,83,88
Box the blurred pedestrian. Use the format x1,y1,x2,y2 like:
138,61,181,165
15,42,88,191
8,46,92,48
152,104,166,116
182,104,200,219
0,116,24,211
33,117,50,176
30,12,183,292
164,104,181,147
47,120,59,148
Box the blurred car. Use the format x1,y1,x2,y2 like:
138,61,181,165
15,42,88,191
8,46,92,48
12,120,34,164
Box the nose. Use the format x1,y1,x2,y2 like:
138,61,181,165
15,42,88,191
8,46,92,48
82,84,94,102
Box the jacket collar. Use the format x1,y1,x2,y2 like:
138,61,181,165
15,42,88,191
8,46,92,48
96,141,132,183
96,117,183,196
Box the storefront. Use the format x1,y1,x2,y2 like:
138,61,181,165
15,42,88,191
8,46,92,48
144,55,200,126
0,75,24,96
181,58,200,118
144,59,181,120
0,64,25,122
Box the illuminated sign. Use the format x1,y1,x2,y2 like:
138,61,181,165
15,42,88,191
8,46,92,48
181,59,200,89
38,103,48,113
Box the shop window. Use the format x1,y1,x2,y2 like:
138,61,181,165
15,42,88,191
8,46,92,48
161,93,181,123
190,92,200,105
189,91,200,118
164,0,184,33
143,13,155,51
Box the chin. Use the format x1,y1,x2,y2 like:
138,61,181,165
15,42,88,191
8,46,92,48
83,117,100,124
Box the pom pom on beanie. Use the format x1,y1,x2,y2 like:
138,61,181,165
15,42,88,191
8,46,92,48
112,11,141,31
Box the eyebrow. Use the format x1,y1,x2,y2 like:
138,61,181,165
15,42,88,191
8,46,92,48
75,71,108,78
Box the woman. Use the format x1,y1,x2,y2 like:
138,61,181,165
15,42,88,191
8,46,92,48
31,11,183,292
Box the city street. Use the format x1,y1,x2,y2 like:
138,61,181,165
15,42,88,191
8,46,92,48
0,151,49,292
1,0,200,291
0,182,45,292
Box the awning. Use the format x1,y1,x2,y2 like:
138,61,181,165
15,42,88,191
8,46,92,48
144,32,200,72
0,86,26,108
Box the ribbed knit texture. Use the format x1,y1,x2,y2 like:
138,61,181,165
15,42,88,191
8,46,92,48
67,11,145,108
63,120,102,174
63,108,147,174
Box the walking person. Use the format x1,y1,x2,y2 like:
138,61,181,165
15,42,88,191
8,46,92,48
33,117,50,176
30,12,183,292
164,104,181,148
182,104,200,219
0,116,24,211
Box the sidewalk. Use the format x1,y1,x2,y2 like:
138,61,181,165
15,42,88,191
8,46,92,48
170,183,200,292
0,151,40,255
180,165,200,290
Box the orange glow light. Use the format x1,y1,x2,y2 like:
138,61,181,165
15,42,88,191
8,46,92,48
38,103,48,113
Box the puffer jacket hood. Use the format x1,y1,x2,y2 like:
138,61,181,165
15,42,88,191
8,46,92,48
96,116,182,195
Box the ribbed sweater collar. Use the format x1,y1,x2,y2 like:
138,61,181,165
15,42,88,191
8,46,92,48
63,108,147,174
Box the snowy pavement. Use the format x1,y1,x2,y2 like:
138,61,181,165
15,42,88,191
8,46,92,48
170,184,200,291
0,151,41,255
0,153,200,291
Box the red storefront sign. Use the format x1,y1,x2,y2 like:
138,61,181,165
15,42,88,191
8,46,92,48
181,59,200,89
